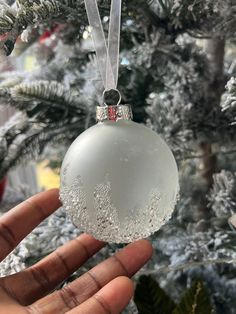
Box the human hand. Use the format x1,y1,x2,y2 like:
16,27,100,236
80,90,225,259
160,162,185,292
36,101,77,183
0,189,153,313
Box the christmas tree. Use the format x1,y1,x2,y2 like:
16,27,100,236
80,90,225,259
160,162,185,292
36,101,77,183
0,1,236,313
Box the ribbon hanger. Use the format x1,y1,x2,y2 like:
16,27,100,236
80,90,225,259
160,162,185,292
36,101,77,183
84,0,122,94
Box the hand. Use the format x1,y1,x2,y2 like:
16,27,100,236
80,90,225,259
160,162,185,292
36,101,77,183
0,189,153,313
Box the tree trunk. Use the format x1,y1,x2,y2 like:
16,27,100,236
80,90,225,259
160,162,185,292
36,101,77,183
205,38,225,101
198,39,225,219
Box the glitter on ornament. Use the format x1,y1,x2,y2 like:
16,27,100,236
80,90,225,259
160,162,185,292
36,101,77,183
60,172,178,243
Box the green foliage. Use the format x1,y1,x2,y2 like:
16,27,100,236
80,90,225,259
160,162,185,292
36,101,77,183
134,276,214,314
17,0,61,27
0,6,15,34
134,275,176,314
173,281,213,314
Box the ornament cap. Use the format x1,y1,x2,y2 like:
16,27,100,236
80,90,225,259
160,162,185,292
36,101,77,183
96,105,133,122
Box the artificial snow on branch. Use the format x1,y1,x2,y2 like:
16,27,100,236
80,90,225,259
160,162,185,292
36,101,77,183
221,77,236,125
208,170,236,218
0,0,83,55
11,80,83,110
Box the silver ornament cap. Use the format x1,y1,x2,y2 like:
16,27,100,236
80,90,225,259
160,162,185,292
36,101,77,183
96,104,133,122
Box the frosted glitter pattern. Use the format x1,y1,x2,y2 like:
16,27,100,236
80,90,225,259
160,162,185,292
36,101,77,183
60,174,177,243
60,120,179,243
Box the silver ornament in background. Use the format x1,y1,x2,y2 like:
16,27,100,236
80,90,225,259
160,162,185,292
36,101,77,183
60,104,179,243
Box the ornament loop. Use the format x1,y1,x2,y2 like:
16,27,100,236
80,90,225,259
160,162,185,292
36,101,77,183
102,88,122,106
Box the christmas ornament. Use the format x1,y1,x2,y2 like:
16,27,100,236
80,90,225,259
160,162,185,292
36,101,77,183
60,0,179,243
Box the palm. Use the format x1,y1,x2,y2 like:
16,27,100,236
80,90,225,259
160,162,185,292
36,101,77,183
0,189,152,314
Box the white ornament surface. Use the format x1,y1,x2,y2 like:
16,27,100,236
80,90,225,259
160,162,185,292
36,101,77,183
60,120,179,243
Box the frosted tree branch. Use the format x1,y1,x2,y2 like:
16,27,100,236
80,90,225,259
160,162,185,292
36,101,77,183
139,257,236,276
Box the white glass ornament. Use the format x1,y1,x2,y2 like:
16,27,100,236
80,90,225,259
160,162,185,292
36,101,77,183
60,104,179,243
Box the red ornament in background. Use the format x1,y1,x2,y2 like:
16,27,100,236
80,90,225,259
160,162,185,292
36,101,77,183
0,176,7,203
39,29,54,43
39,24,64,44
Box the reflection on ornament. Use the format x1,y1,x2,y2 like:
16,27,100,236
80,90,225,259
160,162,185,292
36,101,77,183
60,106,179,243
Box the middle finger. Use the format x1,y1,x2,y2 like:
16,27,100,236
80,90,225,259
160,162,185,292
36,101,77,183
27,240,153,314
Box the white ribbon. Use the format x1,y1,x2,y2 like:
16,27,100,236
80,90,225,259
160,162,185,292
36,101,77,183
84,0,122,91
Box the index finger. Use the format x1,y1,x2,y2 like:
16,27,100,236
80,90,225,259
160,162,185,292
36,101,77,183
0,189,61,262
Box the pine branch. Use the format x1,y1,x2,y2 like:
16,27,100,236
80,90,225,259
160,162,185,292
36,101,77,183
0,74,24,88
138,257,236,276
11,80,75,102
1,0,236,57
0,75,94,179
0,0,83,55
167,0,236,38
0,113,38,174
142,0,236,40
208,170,236,218
12,80,82,105
0,112,85,179
0,80,91,179
16,0,61,27
0,3,16,34
221,77,236,124
158,0,170,15
0,80,89,123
